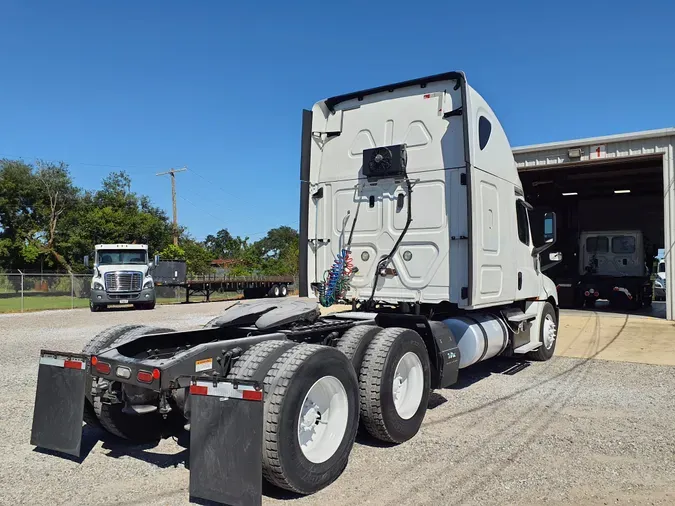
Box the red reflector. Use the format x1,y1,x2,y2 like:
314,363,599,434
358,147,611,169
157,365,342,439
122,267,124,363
91,356,98,366
423,94,431,99
137,370,153,383
64,360,83,370
242,389,263,401
152,368,161,380
95,361,111,375
584,291,590,296
190,385,208,396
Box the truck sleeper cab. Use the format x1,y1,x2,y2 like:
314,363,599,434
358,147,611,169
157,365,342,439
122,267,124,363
31,72,561,506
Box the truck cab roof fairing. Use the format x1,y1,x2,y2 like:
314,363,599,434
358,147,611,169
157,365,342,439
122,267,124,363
323,71,467,112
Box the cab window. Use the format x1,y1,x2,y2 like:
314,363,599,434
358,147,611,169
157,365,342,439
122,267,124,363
516,201,530,245
586,237,608,253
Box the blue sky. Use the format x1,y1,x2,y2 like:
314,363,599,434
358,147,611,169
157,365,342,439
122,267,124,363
1,1,674,241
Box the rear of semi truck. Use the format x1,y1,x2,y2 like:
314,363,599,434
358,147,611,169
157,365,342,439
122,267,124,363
31,71,561,506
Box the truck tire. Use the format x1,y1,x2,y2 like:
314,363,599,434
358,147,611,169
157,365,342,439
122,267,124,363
280,284,288,297
89,300,104,312
359,327,431,444
336,325,382,378
527,302,557,361
227,340,297,380
89,325,177,441
260,344,359,494
269,285,281,297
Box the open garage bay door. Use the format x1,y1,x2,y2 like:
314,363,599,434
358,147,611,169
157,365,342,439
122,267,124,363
513,129,675,320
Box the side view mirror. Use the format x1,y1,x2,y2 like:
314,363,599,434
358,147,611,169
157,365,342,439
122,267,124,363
532,211,557,257
154,254,160,266
84,255,90,268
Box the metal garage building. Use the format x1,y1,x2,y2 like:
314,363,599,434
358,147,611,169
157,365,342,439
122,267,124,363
512,128,675,320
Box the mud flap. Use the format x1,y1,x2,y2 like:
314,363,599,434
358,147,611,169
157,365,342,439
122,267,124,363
30,350,88,458
189,379,264,506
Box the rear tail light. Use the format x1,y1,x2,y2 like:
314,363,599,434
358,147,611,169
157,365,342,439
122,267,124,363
137,370,153,383
94,361,111,375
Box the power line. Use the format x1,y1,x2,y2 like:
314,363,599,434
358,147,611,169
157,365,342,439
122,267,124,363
0,151,168,173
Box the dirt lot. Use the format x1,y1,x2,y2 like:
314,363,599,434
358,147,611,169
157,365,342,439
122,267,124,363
1,301,674,505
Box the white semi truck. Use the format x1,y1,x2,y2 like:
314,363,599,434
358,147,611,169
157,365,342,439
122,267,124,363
578,230,652,308
88,243,157,311
31,71,561,506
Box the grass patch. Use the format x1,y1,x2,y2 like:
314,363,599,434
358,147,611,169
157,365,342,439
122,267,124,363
0,296,90,313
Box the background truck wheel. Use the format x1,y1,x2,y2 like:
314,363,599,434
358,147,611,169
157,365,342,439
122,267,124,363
89,301,104,312
280,284,288,297
86,325,177,441
336,325,383,377
358,327,431,444
527,302,558,361
269,285,281,297
260,344,359,494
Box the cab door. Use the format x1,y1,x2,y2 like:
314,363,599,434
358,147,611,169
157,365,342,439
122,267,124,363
514,198,541,299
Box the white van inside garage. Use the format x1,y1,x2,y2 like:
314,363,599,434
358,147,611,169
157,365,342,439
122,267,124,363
513,128,675,320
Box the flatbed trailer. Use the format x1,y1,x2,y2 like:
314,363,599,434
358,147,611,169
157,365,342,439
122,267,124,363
155,275,294,302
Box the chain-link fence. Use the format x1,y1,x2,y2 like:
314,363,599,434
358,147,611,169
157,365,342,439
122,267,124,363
0,272,300,313
0,272,91,313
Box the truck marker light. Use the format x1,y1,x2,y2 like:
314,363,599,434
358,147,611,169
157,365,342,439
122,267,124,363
242,390,263,401
94,361,111,375
190,385,208,396
137,370,153,383
64,360,86,370
91,356,98,366
152,368,161,380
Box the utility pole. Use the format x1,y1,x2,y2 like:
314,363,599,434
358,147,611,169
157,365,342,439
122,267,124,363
156,167,187,246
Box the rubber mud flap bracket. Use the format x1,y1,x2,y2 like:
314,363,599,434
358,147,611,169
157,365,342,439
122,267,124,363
189,379,263,506
30,350,88,458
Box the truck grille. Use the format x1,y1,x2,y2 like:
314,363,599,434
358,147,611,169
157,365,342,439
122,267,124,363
105,271,142,292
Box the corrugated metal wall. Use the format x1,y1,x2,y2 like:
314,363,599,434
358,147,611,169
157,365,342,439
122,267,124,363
513,133,675,320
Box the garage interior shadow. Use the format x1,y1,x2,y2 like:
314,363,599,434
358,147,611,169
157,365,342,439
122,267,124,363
520,154,665,319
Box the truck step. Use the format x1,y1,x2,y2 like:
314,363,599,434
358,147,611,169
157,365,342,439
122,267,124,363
502,308,536,323
513,342,542,354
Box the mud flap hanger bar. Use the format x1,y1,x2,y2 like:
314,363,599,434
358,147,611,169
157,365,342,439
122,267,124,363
30,350,89,458
188,377,264,506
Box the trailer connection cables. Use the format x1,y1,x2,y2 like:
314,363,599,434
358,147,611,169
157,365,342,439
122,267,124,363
316,207,360,308
365,177,413,309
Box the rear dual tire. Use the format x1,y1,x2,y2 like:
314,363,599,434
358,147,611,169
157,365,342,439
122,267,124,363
356,328,431,444
227,341,359,494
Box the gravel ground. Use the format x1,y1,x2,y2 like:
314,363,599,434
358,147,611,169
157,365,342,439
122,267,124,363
1,302,674,505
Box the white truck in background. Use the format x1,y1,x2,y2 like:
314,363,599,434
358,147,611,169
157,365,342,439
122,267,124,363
87,243,158,312
32,71,563,505
578,230,652,308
